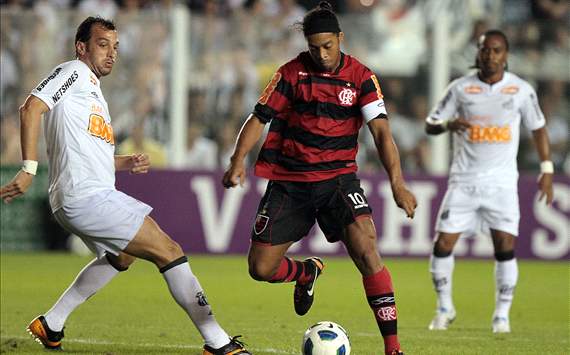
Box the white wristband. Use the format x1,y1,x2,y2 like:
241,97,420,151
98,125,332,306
22,160,38,175
540,160,554,174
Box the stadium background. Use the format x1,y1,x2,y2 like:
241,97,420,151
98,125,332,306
0,1,568,354
1,0,568,259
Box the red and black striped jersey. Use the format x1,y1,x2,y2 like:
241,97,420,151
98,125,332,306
253,51,385,182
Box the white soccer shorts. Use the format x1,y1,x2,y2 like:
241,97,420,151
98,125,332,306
53,189,153,258
435,184,520,237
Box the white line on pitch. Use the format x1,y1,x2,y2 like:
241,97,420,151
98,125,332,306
2,335,297,354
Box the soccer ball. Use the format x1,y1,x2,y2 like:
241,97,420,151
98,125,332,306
302,321,351,355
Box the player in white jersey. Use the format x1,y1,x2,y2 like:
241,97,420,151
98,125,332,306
0,17,250,355
424,30,554,333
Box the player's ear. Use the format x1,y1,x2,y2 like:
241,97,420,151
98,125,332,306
338,32,344,44
76,41,87,56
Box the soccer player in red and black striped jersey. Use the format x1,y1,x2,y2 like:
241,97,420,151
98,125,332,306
222,2,416,354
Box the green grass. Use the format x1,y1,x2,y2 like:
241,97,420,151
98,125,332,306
1,254,568,354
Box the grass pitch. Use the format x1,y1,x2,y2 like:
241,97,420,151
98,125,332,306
1,254,568,354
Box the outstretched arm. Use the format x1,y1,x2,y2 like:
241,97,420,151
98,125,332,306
0,95,49,203
425,117,472,135
532,127,554,204
222,114,266,188
368,118,417,218
115,153,150,174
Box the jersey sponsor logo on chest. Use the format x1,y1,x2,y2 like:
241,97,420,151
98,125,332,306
88,114,114,145
90,104,103,114
501,85,519,94
464,85,483,94
469,124,511,143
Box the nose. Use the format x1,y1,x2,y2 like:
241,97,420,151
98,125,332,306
319,48,328,60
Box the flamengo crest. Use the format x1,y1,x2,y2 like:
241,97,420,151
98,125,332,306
338,87,356,106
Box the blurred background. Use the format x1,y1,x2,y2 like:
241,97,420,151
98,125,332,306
0,0,568,257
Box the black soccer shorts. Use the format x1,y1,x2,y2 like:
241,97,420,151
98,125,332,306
251,173,373,245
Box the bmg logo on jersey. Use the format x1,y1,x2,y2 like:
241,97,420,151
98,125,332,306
88,114,114,145
469,124,511,143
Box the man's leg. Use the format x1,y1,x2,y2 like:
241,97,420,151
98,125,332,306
342,216,401,355
123,216,246,351
428,232,460,330
490,230,517,333
248,241,323,316
28,252,135,349
43,253,135,331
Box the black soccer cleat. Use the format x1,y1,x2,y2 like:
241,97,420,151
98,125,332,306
294,257,325,316
202,335,251,355
26,315,64,350
389,350,404,355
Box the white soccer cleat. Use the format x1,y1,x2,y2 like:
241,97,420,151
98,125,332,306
428,308,456,330
492,317,511,333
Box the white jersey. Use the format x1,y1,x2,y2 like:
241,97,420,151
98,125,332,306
31,60,116,212
427,72,545,186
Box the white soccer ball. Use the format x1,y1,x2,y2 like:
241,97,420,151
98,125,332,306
302,321,351,355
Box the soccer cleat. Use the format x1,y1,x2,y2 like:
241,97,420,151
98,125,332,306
428,308,456,330
26,315,64,350
203,336,251,355
492,316,511,333
389,350,404,355
294,257,325,316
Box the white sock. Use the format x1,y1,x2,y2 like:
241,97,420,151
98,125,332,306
494,258,518,319
429,254,455,312
161,261,229,348
44,257,120,331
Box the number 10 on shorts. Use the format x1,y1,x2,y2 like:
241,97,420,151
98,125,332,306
348,192,368,209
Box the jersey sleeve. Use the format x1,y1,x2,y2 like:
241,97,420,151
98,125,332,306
252,65,295,124
519,84,546,131
359,71,387,123
426,81,459,125
30,61,85,110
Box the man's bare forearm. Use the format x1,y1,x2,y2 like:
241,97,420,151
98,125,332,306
230,114,266,162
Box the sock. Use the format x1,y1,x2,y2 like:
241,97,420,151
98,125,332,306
160,257,229,349
429,254,455,312
269,257,313,284
363,267,400,355
44,256,120,331
494,258,518,319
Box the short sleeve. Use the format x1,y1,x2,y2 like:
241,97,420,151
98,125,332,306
252,65,295,124
359,72,387,123
31,61,85,110
426,81,459,125
519,85,545,131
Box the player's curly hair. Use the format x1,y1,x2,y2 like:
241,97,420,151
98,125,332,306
75,16,116,55
296,1,341,37
472,29,510,71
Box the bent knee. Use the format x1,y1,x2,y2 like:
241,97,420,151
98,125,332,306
433,236,458,256
248,261,277,281
106,253,136,271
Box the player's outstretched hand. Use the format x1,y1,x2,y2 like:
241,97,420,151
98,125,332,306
130,153,150,174
222,159,246,189
537,173,553,205
0,170,34,204
447,118,471,133
392,183,417,218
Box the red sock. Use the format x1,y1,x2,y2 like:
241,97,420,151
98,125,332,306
269,257,312,284
363,267,400,355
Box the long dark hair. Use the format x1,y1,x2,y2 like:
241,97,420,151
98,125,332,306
296,1,341,37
